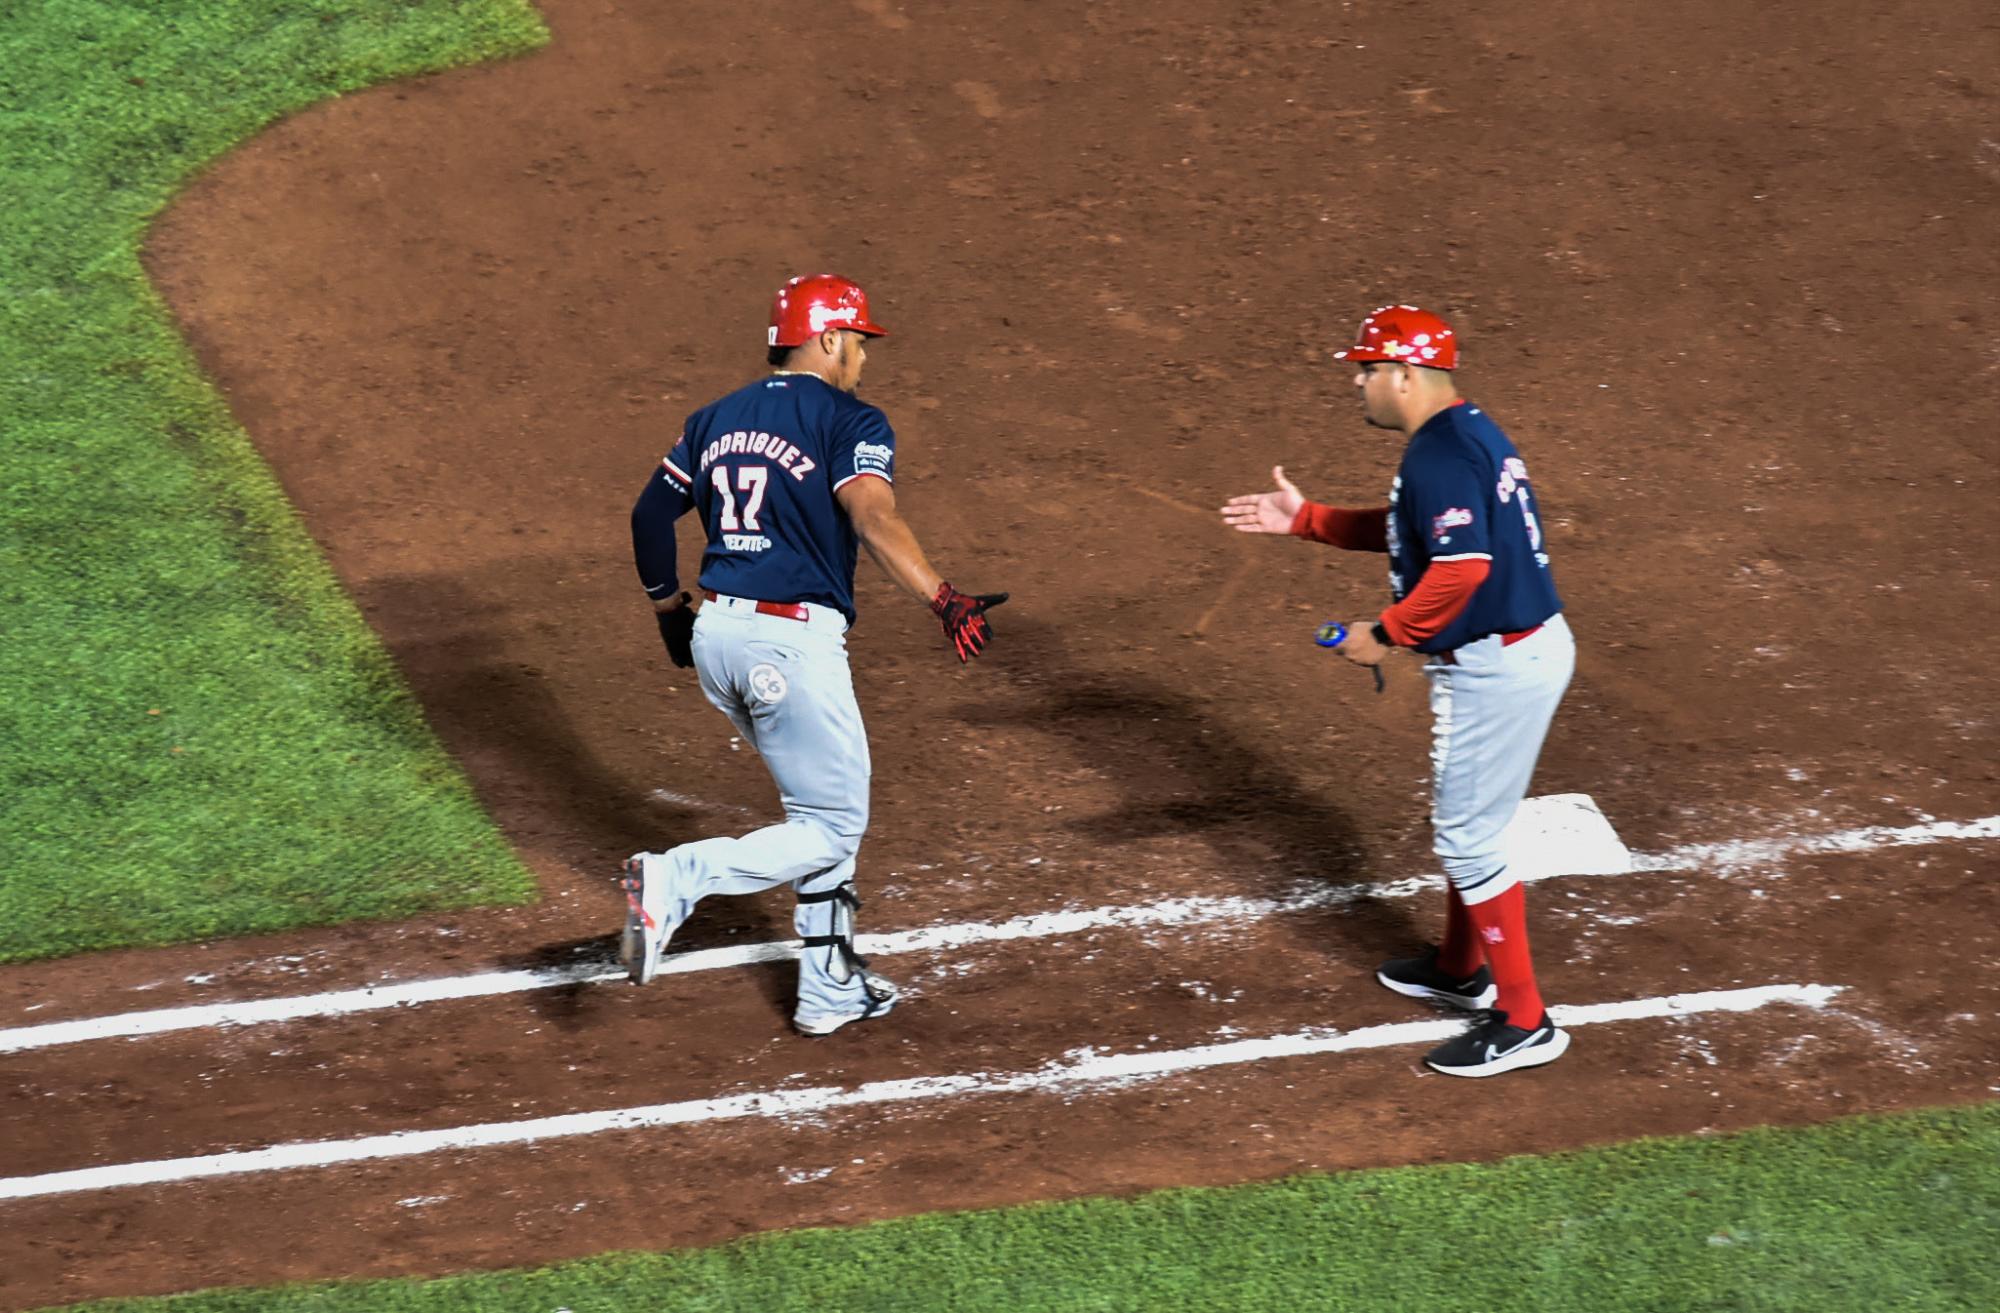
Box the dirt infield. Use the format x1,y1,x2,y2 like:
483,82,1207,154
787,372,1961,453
6,0,1999,1305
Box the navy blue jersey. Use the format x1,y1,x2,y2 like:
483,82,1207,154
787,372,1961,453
1385,402,1562,654
633,374,894,624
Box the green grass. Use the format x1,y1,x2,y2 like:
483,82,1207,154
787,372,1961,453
30,1101,1999,1312
0,0,549,961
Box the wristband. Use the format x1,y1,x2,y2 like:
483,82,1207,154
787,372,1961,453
1370,621,1394,648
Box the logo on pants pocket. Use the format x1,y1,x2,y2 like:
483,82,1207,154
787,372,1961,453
748,662,789,704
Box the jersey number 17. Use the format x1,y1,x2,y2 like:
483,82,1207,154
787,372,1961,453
711,465,769,531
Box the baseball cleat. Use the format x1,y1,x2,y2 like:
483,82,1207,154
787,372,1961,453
1423,1009,1569,1078
1375,946,1498,1010
793,973,899,1037
619,852,682,985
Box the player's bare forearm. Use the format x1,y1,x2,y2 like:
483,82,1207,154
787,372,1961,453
859,518,945,601
840,477,944,602
839,473,1007,663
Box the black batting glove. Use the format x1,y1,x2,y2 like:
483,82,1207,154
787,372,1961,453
930,582,1008,663
655,593,695,668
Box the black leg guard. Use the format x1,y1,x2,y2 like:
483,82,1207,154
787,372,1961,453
797,882,870,986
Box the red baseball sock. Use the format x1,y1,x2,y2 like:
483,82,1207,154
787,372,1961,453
1437,887,1482,977
1467,883,1546,1028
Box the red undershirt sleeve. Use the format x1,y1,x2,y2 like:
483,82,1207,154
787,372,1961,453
1288,502,1389,552
1379,557,1491,645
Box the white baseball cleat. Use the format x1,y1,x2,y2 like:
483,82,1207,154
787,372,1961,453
793,973,899,1037
619,852,682,985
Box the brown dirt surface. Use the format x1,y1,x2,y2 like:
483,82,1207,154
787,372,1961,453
7,0,2000,1306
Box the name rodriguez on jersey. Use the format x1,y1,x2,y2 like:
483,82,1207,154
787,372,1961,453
695,429,818,481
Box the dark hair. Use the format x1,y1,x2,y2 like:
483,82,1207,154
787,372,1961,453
767,344,792,368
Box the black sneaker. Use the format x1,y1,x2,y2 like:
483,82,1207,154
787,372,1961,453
1424,1009,1569,1078
1375,946,1497,1010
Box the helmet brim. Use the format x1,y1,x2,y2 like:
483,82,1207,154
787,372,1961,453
1333,346,1452,370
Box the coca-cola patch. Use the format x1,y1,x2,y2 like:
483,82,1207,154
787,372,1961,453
1432,507,1474,543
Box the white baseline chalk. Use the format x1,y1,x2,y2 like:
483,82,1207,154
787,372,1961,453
1631,814,2000,873
0,794,1608,1056
0,982,1842,1203
2,803,1988,1057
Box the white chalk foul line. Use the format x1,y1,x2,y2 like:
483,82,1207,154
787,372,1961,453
0,982,1842,1203
0,807,1989,1057
0,792,1608,1056
1630,813,2000,873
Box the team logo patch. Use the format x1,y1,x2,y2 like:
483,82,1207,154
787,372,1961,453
1380,334,1446,363
808,304,859,333
853,440,893,476
748,663,789,704
1432,507,1474,542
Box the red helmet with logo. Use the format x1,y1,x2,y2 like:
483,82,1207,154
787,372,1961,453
767,274,890,349
1333,304,1459,370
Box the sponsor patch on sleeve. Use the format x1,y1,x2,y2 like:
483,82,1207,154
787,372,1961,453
852,439,894,480
1432,507,1474,543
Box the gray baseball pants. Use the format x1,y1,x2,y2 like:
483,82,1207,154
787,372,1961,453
665,594,879,1025
1424,613,1576,905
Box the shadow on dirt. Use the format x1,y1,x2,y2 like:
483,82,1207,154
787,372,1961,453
491,934,623,1025
352,568,707,865
959,615,1423,960
354,568,794,1016
488,929,802,1029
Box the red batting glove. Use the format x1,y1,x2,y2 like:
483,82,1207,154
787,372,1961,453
930,582,1010,663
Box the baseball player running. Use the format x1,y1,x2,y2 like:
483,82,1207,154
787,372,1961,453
625,273,1006,1036
1222,305,1575,1077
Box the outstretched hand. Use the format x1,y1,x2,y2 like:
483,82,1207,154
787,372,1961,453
931,583,1008,663
1220,464,1307,534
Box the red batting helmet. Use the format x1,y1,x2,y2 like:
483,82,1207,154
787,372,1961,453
1333,304,1459,370
767,274,890,349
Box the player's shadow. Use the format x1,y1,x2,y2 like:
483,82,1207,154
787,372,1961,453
355,565,827,1028
351,568,701,867
959,616,1421,959
355,568,792,930
494,935,619,1024
490,927,800,1029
